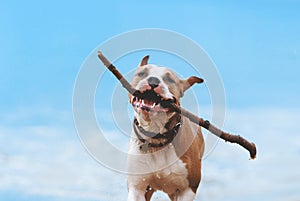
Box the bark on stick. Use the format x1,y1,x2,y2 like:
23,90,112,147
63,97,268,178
97,51,257,159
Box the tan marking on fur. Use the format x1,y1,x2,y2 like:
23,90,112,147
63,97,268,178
172,117,205,193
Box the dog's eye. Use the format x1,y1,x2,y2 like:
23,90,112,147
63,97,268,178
165,74,175,84
137,71,147,77
138,72,145,77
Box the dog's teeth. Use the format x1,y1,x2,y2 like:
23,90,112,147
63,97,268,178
151,102,156,108
132,97,136,103
142,100,145,105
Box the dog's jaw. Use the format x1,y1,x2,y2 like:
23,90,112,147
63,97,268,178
131,91,176,133
134,109,175,134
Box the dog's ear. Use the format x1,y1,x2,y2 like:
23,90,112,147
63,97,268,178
139,55,150,66
181,76,204,93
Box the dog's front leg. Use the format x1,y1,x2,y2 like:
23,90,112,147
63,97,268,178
127,188,146,201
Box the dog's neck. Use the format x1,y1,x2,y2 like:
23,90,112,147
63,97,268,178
134,112,176,133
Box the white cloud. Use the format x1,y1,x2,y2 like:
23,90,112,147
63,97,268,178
0,113,127,200
0,107,300,200
198,107,300,201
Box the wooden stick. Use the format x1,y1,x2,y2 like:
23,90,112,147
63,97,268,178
97,51,257,159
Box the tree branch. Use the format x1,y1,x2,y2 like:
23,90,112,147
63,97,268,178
97,51,257,159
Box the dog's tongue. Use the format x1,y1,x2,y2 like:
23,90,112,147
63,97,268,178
132,97,169,112
132,98,155,108
142,99,155,108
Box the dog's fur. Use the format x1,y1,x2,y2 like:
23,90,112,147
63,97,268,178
127,56,205,201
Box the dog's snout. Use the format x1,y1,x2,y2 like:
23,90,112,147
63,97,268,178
147,77,160,89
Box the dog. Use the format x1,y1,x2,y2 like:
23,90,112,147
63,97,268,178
127,55,205,201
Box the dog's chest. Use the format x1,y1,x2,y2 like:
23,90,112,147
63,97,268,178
128,142,189,193
149,150,189,192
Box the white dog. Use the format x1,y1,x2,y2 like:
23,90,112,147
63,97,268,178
127,55,205,201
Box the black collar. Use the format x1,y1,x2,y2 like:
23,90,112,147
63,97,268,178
133,114,182,150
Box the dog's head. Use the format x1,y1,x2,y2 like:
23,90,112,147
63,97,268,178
129,55,203,132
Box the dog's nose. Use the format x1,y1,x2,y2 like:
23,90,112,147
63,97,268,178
147,77,160,89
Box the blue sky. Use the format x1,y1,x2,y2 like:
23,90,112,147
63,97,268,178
1,1,300,201
1,0,299,111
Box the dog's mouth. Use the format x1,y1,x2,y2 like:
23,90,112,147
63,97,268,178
131,90,176,113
